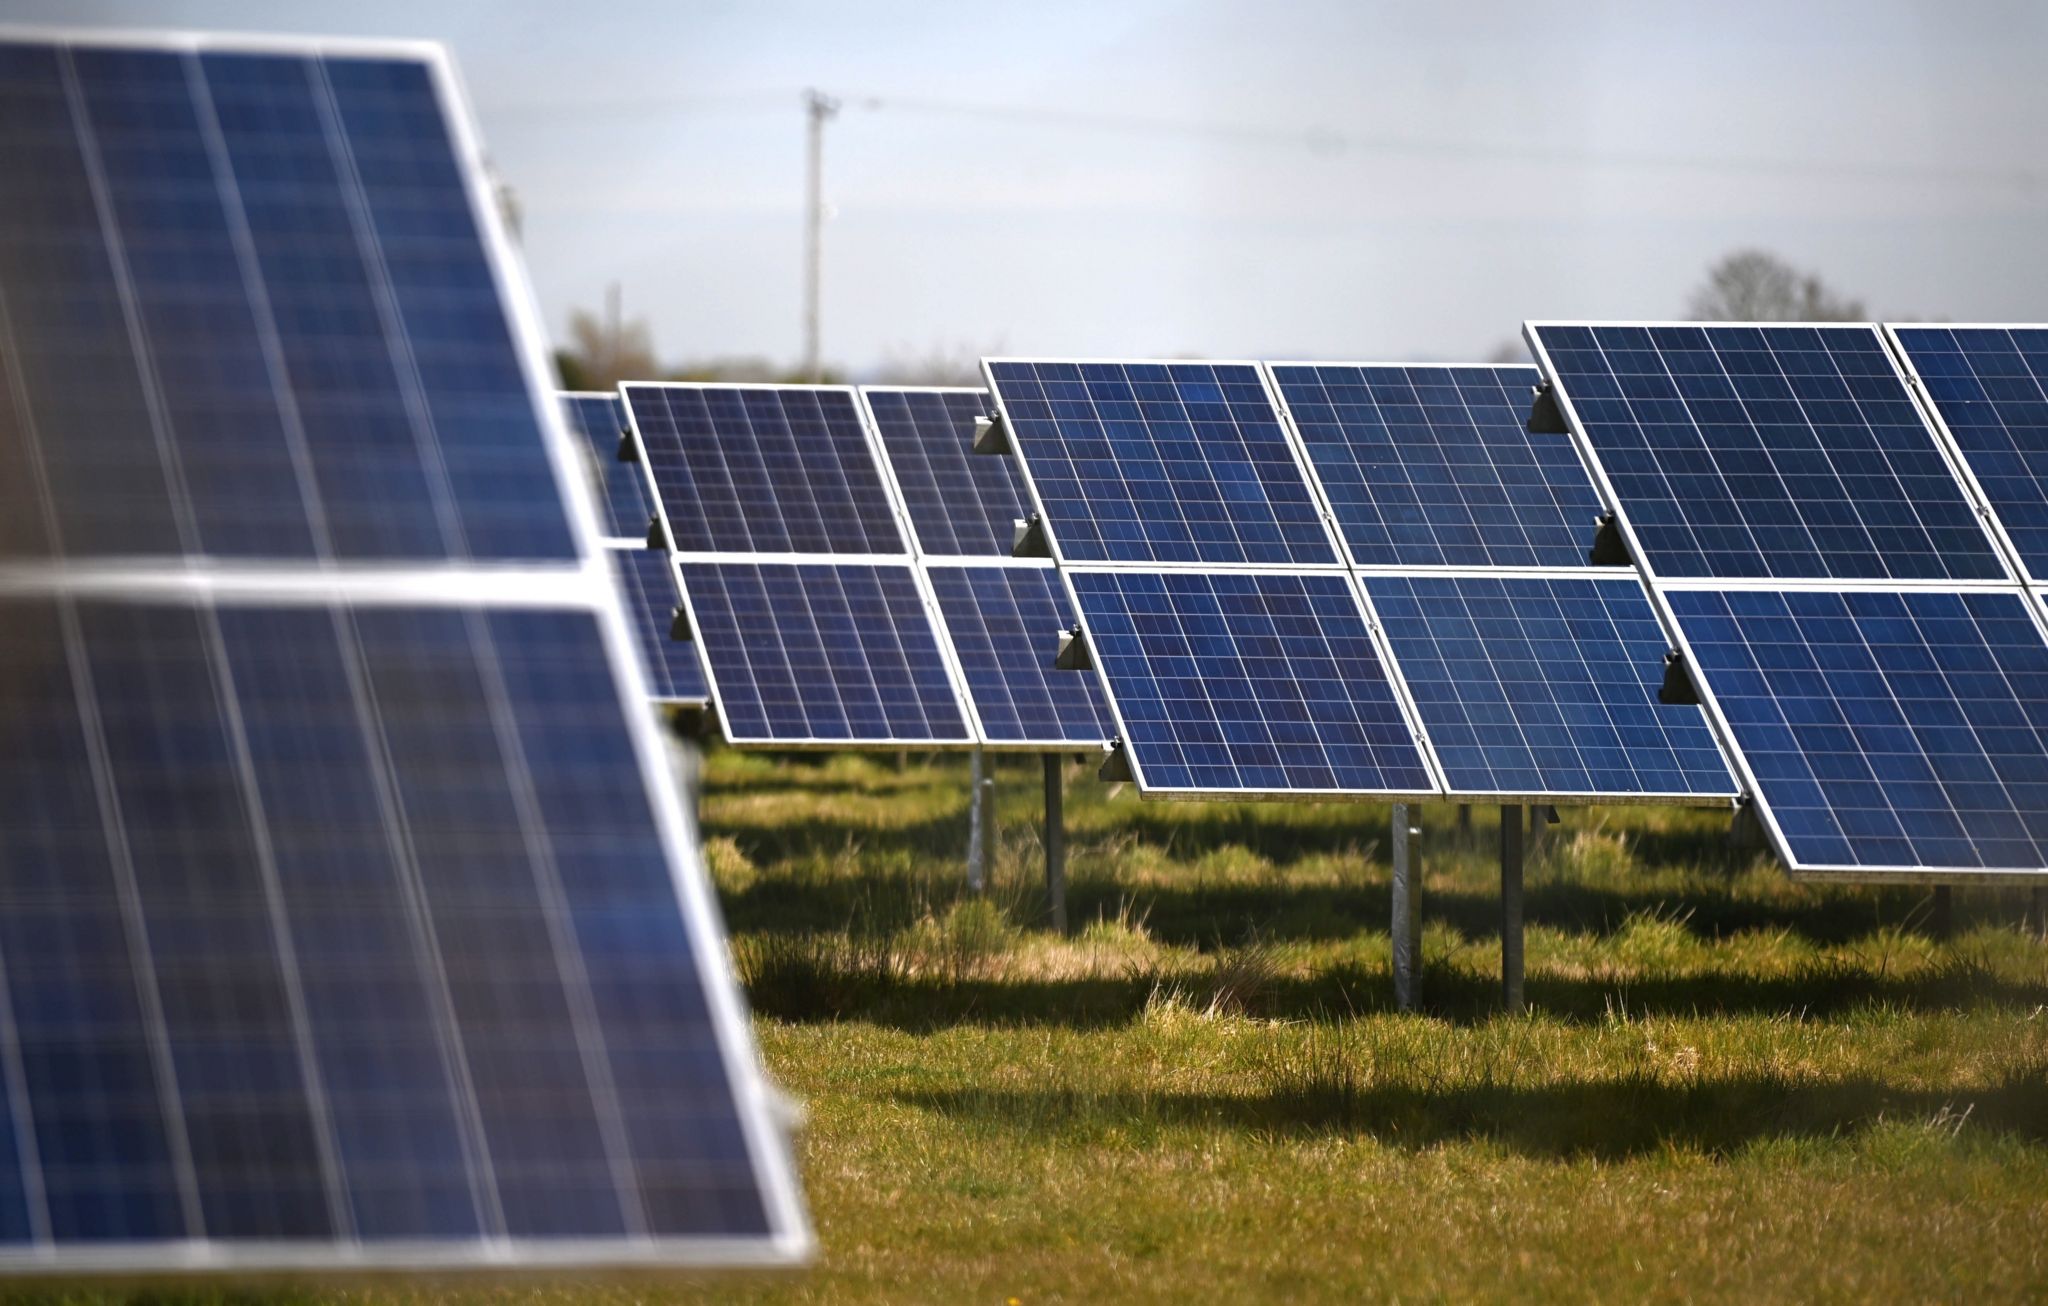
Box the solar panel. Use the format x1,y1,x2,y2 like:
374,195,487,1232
1888,325,2048,582
0,39,580,564
1525,323,2006,582
1269,363,1604,568
861,387,1026,557
0,30,803,1270
562,392,654,542
606,546,710,705
1364,574,1736,800
680,561,972,746
1666,586,2048,875
926,564,1112,747
1065,568,1434,795
981,359,1338,566
622,383,904,555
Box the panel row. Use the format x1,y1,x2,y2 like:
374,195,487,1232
0,594,772,1253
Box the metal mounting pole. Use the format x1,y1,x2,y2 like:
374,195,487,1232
2030,887,2047,943
1930,884,1953,941
1501,804,1525,1014
966,751,990,893
1457,803,1471,843
1043,754,1066,932
1390,804,1422,1012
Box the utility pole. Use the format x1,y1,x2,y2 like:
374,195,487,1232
802,88,839,383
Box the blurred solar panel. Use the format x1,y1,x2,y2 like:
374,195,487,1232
1270,363,1603,568
1365,574,1735,800
982,360,1337,566
622,383,904,555
862,387,1025,557
0,39,578,563
1526,323,2004,582
562,392,654,541
1667,586,2048,875
681,561,971,745
1889,325,2048,581
926,565,1111,747
607,546,710,705
0,31,803,1270
1067,569,1433,795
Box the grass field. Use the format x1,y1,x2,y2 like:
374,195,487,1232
34,746,2048,1305
701,748,2048,1303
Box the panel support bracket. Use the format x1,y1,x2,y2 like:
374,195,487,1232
1012,512,1051,558
1098,739,1134,784
1055,623,1092,672
1526,380,1568,435
1588,511,1630,566
972,412,1011,456
1658,650,1700,706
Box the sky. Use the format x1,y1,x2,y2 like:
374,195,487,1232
21,0,2048,373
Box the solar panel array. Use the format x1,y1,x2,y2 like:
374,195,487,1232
983,358,1735,802
1531,320,2048,879
562,392,710,706
861,387,1113,750
620,383,977,747
0,29,805,1270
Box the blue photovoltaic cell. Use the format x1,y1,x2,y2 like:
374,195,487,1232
1270,364,1602,568
0,33,799,1269
608,547,710,704
1668,587,2048,872
1892,326,2048,579
564,393,655,541
1366,575,1734,798
682,562,970,743
926,566,1112,746
1068,570,1431,793
0,598,776,1251
863,387,1024,556
624,384,903,555
0,42,575,562
1530,324,2003,582
985,360,1336,566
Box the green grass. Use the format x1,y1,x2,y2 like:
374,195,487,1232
700,749,2048,1303
33,747,2048,1303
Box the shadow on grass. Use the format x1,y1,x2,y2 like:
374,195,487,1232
889,1069,2048,1159
743,950,2048,1031
722,860,1974,950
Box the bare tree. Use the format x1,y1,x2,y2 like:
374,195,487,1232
1486,339,1531,365
1687,249,1865,322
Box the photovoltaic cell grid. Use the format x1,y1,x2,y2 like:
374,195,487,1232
1066,570,1433,794
0,40,576,563
926,566,1112,746
608,548,710,704
1366,575,1735,799
862,387,1026,557
0,32,801,1270
1527,324,2005,582
623,384,904,555
1890,326,2048,581
1667,588,2048,873
982,360,1337,566
681,561,971,745
562,393,653,541
1270,364,1604,568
